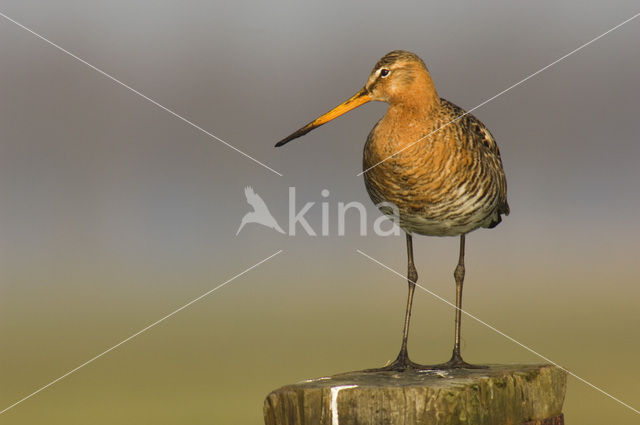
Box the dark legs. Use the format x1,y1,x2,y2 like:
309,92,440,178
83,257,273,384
370,232,421,371
365,233,484,372
432,234,485,369
396,232,419,367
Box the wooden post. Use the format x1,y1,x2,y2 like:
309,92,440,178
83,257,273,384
264,364,567,425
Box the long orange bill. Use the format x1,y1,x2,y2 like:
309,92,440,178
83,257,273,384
275,87,373,147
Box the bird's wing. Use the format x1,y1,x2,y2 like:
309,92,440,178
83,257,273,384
462,114,510,216
440,99,502,156
244,186,270,212
441,99,510,216
469,118,501,158
244,186,255,199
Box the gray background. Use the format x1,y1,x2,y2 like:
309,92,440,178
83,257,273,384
1,1,639,424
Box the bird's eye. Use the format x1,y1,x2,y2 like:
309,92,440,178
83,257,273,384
380,68,390,77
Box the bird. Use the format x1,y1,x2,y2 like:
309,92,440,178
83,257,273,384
236,186,285,236
275,50,509,371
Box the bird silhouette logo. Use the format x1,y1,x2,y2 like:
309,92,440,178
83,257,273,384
236,186,285,235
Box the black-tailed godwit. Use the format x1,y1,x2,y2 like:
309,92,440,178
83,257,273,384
276,50,509,370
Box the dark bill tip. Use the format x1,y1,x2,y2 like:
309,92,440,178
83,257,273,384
274,87,371,148
275,125,314,147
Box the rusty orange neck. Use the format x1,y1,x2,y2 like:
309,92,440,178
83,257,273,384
386,67,440,112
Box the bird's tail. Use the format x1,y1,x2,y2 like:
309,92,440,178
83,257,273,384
272,222,285,234
235,220,246,236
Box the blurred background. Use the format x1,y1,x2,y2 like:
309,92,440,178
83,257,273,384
1,1,639,423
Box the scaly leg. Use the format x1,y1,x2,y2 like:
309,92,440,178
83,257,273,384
365,232,422,371
431,234,486,369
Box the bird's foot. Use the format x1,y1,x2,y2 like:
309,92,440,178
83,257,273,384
362,350,424,372
424,352,488,370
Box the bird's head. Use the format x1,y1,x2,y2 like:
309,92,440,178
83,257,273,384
364,50,437,105
275,50,438,147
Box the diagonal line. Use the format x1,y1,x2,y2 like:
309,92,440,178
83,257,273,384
356,249,640,415
0,11,283,177
358,11,640,177
0,250,283,415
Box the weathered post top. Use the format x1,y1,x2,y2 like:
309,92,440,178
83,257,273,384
264,364,567,425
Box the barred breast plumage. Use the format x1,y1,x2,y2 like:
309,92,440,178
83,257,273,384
363,98,509,237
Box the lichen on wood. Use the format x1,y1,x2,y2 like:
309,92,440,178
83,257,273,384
264,364,567,425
